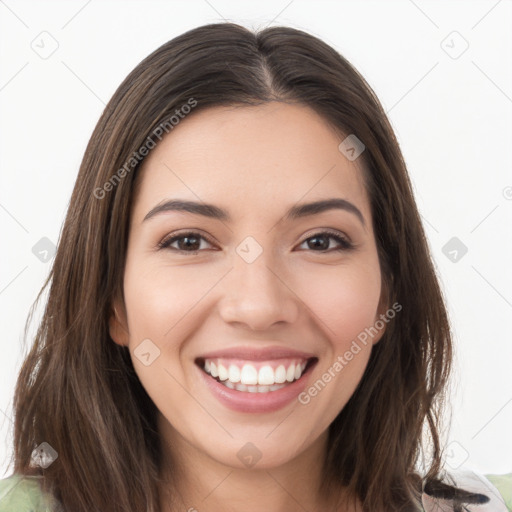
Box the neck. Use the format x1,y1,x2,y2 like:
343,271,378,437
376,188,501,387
157,414,361,512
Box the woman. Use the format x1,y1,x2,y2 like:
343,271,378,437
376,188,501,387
0,22,510,512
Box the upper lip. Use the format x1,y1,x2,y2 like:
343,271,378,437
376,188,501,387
196,345,317,361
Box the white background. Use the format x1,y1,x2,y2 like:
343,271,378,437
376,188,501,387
1,0,511,478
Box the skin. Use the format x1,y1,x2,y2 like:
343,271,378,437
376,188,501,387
110,102,388,512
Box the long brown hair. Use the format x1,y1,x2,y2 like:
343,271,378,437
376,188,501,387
8,22,453,511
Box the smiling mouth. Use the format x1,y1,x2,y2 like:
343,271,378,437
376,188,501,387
195,357,317,393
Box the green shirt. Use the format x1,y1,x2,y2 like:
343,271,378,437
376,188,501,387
0,474,57,512
1,471,511,511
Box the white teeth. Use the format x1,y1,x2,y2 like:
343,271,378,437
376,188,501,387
274,365,286,383
219,381,287,392
217,363,228,381
240,364,258,385
258,365,274,386
286,363,295,382
228,364,241,383
202,358,310,390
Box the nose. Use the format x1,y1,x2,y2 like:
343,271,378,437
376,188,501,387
218,250,300,332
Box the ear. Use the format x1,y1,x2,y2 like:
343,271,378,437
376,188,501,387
109,298,130,347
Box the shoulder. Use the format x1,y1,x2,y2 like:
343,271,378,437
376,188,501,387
486,473,512,511
0,473,56,512
421,468,512,512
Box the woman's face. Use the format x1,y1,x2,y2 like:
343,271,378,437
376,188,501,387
110,102,387,470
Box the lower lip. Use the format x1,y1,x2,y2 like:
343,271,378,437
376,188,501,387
197,362,315,413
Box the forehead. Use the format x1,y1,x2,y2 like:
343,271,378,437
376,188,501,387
132,102,370,224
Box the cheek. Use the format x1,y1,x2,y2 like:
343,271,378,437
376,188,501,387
121,259,223,409
121,262,204,425
295,259,381,416
122,259,216,344
301,260,382,343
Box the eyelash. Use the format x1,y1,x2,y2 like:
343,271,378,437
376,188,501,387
157,229,354,254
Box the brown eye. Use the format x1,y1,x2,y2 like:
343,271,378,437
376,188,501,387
299,231,353,252
158,232,214,252
157,230,353,254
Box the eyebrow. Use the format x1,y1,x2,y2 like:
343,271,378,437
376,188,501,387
143,198,366,227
